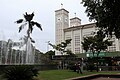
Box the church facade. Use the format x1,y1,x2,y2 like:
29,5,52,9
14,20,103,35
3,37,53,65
55,8,120,55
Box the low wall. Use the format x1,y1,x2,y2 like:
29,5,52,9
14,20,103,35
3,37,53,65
83,66,120,71
98,66,120,71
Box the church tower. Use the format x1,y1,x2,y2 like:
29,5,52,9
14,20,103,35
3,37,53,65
55,8,69,55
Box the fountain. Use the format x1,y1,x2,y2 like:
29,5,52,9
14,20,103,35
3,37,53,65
0,12,42,65
25,38,34,64
0,38,36,65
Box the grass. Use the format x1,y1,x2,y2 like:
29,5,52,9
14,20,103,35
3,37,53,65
37,70,81,80
36,70,120,80
0,75,7,80
1,69,120,80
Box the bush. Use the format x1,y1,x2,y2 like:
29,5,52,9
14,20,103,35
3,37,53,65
87,64,96,72
67,62,76,72
3,65,39,80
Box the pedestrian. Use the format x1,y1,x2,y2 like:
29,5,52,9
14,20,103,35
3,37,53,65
76,62,83,74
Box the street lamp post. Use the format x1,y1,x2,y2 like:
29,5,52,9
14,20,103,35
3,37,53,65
46,41,50,52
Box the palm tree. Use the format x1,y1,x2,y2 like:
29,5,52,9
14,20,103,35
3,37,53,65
15,12,42,42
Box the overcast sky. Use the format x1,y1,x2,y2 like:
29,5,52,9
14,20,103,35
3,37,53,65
0,0,91,52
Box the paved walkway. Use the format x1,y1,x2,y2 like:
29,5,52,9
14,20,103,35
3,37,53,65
65,74,98,80
92,77,120,80
65,72,120,80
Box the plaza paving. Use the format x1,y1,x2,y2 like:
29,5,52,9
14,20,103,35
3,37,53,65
92,77,120,80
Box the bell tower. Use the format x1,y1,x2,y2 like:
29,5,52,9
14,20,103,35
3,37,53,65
55,8,69,55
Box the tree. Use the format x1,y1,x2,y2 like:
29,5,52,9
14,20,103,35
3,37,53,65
82,30,112,72
82,36,96,56
48,39,73,69
40,51,59,70
81,0,120,38
44,50,55,62
40,50,56,65
48,39,72,55
15,12,42,42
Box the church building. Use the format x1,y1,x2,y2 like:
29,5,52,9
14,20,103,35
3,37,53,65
55,8,120,55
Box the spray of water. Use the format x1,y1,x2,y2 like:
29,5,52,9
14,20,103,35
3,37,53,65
0,38,37,65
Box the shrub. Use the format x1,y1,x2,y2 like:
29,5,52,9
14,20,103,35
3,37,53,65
67,62,76,72
3,65,39,80
87,64,96,72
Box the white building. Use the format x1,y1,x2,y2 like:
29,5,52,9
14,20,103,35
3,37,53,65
55,8,120,55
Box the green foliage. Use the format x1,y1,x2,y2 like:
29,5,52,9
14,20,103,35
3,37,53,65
45,50,55,56
49,39,72,55
3,65,39,80
82,30,112,72
15,12,42,42
82,30,112,53
48,39,74,69
81,0,120,38
67,62,76,72
15,12,42,33
82,36,95,52
40,50,56,65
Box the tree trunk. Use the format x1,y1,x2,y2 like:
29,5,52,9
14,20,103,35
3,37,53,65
27,21,31,38
92,51,95,57
96,51,100,72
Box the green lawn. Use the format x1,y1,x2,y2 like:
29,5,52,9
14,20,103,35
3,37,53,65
37,70,120,80
0,75,6,80
1,70,120,80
